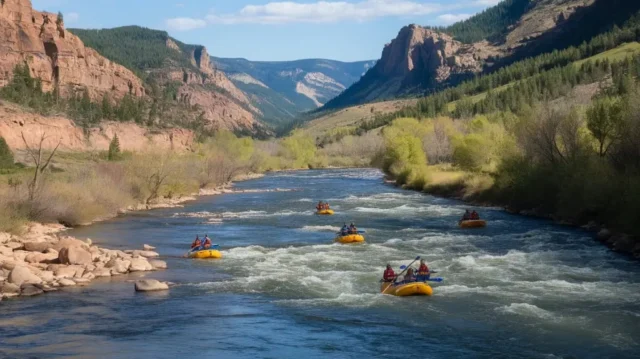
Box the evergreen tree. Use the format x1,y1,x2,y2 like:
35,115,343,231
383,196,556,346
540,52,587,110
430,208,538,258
56,12,64,26
108,134,121,161
0,136,14,169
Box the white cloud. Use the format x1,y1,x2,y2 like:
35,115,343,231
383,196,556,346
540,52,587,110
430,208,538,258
204,0,444,25
438,13,471,24
473,0,500,5
65,12,79,23
176,3,185,7
166,17,207,31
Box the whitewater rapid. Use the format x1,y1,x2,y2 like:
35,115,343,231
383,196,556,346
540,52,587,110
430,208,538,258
4,168,637,358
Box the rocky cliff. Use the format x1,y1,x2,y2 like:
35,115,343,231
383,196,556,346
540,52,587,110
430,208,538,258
324,25,492,109
0,102,194,151
69,26,260,131
0,0,144,100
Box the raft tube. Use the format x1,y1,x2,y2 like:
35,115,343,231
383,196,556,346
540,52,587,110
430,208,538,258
459,220,487,228
380,282,433,296
316,209,335,215
189,249,223,259
335,234,365,244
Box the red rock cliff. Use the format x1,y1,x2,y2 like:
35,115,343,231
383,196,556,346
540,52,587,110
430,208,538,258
0,0,145,99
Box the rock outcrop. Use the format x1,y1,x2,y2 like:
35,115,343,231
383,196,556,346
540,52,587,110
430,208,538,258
324,25,493,109
1,224,167,300
0,102,195,151
0,0,145,100
148,43,259,131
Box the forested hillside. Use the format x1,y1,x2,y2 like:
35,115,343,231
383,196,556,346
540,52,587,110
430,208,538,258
438,0,531,43
69,26,202,78
321,0,640,112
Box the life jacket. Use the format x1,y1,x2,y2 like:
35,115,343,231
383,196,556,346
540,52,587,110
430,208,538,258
418,264,429,275
203,238,212,247
383,269,395,281
471,212,480,220
192,239,201,248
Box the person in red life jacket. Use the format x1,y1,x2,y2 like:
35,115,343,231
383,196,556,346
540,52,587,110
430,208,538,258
317,201,324,211
383,264,396,282
471,210,480,220
191,236,201,249
203,235,212,249
417,259,430,281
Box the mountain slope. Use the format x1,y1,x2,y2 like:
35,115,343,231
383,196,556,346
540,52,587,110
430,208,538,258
322,0,640,111
69,26,260,131
212,57,376,124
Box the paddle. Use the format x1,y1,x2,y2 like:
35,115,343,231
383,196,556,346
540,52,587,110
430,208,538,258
399,265,443,283
391,256,420,285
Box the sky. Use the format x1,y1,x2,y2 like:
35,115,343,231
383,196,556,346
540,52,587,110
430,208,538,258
32,0,500,62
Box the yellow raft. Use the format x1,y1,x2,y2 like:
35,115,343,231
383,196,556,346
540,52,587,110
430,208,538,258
335,234,365,244
316,209,335,215
188,249,223,259
459,219,487,228
380,282,433,296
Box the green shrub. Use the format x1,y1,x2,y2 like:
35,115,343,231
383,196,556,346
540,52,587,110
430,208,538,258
0,136,14,169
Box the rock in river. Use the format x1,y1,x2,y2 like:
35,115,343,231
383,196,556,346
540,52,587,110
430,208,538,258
134,279,169,292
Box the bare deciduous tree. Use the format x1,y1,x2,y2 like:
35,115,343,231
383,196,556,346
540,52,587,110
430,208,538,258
21,132,61,201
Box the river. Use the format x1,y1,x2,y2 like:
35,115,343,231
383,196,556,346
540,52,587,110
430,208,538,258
1,169,639,358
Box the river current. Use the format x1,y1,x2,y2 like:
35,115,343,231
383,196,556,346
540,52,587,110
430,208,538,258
1,169,639,358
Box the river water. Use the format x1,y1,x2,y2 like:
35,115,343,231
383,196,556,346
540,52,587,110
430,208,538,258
1,169,639,358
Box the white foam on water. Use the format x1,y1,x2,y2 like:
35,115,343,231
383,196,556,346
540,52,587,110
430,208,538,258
353,204,462,216
496,303,555,320
173,211,218,218
297,198,314,202
300,225,341,232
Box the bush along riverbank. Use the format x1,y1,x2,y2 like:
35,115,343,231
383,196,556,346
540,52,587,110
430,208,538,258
377,85,640,259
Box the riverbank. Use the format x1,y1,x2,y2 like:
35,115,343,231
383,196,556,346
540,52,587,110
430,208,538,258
0,222,167,301
385,170,640,260
0,172,266,301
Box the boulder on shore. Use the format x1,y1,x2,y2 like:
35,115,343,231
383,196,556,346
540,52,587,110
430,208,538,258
24,242,53,253
59,246,92,265
9,266,43,286
129,257,153,272
58,278,76,287
20,284,44,297
134,279,169,292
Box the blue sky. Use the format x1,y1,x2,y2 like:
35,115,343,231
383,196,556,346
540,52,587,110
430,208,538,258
32,0,500,62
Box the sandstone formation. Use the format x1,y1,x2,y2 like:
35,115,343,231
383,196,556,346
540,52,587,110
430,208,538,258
0,102,195,151
1,223,167,300
324,24,493,108
0,0,144,100
149,42,259,131
378,25,485,83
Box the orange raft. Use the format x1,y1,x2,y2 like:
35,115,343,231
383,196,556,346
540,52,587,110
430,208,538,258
380,281,433,296
459,220,487,228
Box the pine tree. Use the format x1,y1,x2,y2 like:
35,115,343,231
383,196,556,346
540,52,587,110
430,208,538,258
56,12,64,27
0,136,14,169
108,134,121,161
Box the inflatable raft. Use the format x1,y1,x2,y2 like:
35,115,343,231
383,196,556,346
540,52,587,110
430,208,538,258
335,234,365,244
316,209,335,215
459,219,487,228
188,249,222,259
380,282,433,296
